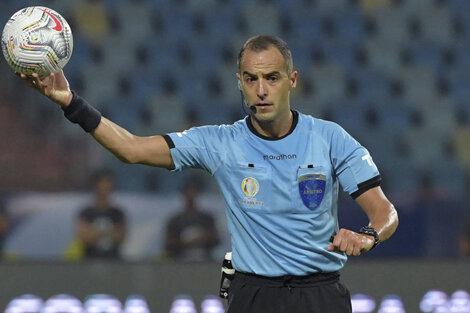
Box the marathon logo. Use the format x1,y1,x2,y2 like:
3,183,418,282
263,154,297,161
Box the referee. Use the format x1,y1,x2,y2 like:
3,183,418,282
19,35,398,313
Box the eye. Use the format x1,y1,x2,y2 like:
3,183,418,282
267,75,279,82
244,76,256,83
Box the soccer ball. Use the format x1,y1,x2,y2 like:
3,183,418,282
1,6,73,77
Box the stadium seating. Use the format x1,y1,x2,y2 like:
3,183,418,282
1,0,469,258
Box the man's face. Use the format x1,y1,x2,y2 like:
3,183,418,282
237,46,297,123
95,176,114,200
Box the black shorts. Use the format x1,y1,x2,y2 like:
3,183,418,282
226,271,352,313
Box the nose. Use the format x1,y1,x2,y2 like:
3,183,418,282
256,79,267,99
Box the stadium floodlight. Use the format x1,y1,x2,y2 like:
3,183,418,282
169,306,197,313
351,293,376,313
377,294,406,313
420,290,448,313
5,294,43,313
201,295,224,313
40,294,83,313
449,290,470,312
201,295,223,306
169,295,197,313
124,294,150,313
431,305,450,313
84,294,122,313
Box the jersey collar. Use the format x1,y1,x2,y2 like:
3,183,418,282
246,110,299,141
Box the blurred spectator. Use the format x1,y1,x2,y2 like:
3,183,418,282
458,216,470,257
72,0,111,43
66,169,126,260
0,204,9,259
165,178,219,262
454,116,470,174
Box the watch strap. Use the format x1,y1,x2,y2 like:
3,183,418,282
359,226,380,249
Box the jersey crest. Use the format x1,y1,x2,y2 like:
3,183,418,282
298,174,326,210
241,177,259,197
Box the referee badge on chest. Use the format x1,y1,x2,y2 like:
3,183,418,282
298,174,326,210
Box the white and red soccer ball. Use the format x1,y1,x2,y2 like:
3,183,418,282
1,6,73,76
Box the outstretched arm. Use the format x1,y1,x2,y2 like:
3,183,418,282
328,186,398,256
91,118,174,167
19,71,174,168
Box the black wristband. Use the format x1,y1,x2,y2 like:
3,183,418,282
62,91,102,132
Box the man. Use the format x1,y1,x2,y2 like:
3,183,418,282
0,203,9,259
165,178,220,261
459,215,470,257
76,169,126,259
19,35,398,313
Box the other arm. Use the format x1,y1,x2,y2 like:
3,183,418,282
328,186,398,256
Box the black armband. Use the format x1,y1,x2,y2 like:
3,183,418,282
62,91,102,132
351,175,382,199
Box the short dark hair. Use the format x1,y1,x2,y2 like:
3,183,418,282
237,35,293,74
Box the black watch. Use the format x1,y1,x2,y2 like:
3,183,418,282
358,226,380,249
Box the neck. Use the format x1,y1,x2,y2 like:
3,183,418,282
95,197,110,209
250,110,293,138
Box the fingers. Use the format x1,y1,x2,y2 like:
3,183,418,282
327,229,366,256
338,236,361,256
17,72,54,95
32,73,43,88
19,73,36,88
18,72,42,89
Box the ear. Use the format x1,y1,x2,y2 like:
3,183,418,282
236,73,242,90
290,71,298,89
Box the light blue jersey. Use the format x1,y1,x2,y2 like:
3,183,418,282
165,111,380,276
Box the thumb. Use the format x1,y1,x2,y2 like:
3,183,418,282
327,244,335,251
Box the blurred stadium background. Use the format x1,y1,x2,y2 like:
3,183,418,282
0,0,469,312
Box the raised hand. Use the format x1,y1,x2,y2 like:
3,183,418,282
17,70,72,108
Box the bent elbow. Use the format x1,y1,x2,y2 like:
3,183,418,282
389,203,399,234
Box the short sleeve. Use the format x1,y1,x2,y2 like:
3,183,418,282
329,124,381,198
165,125,226,174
